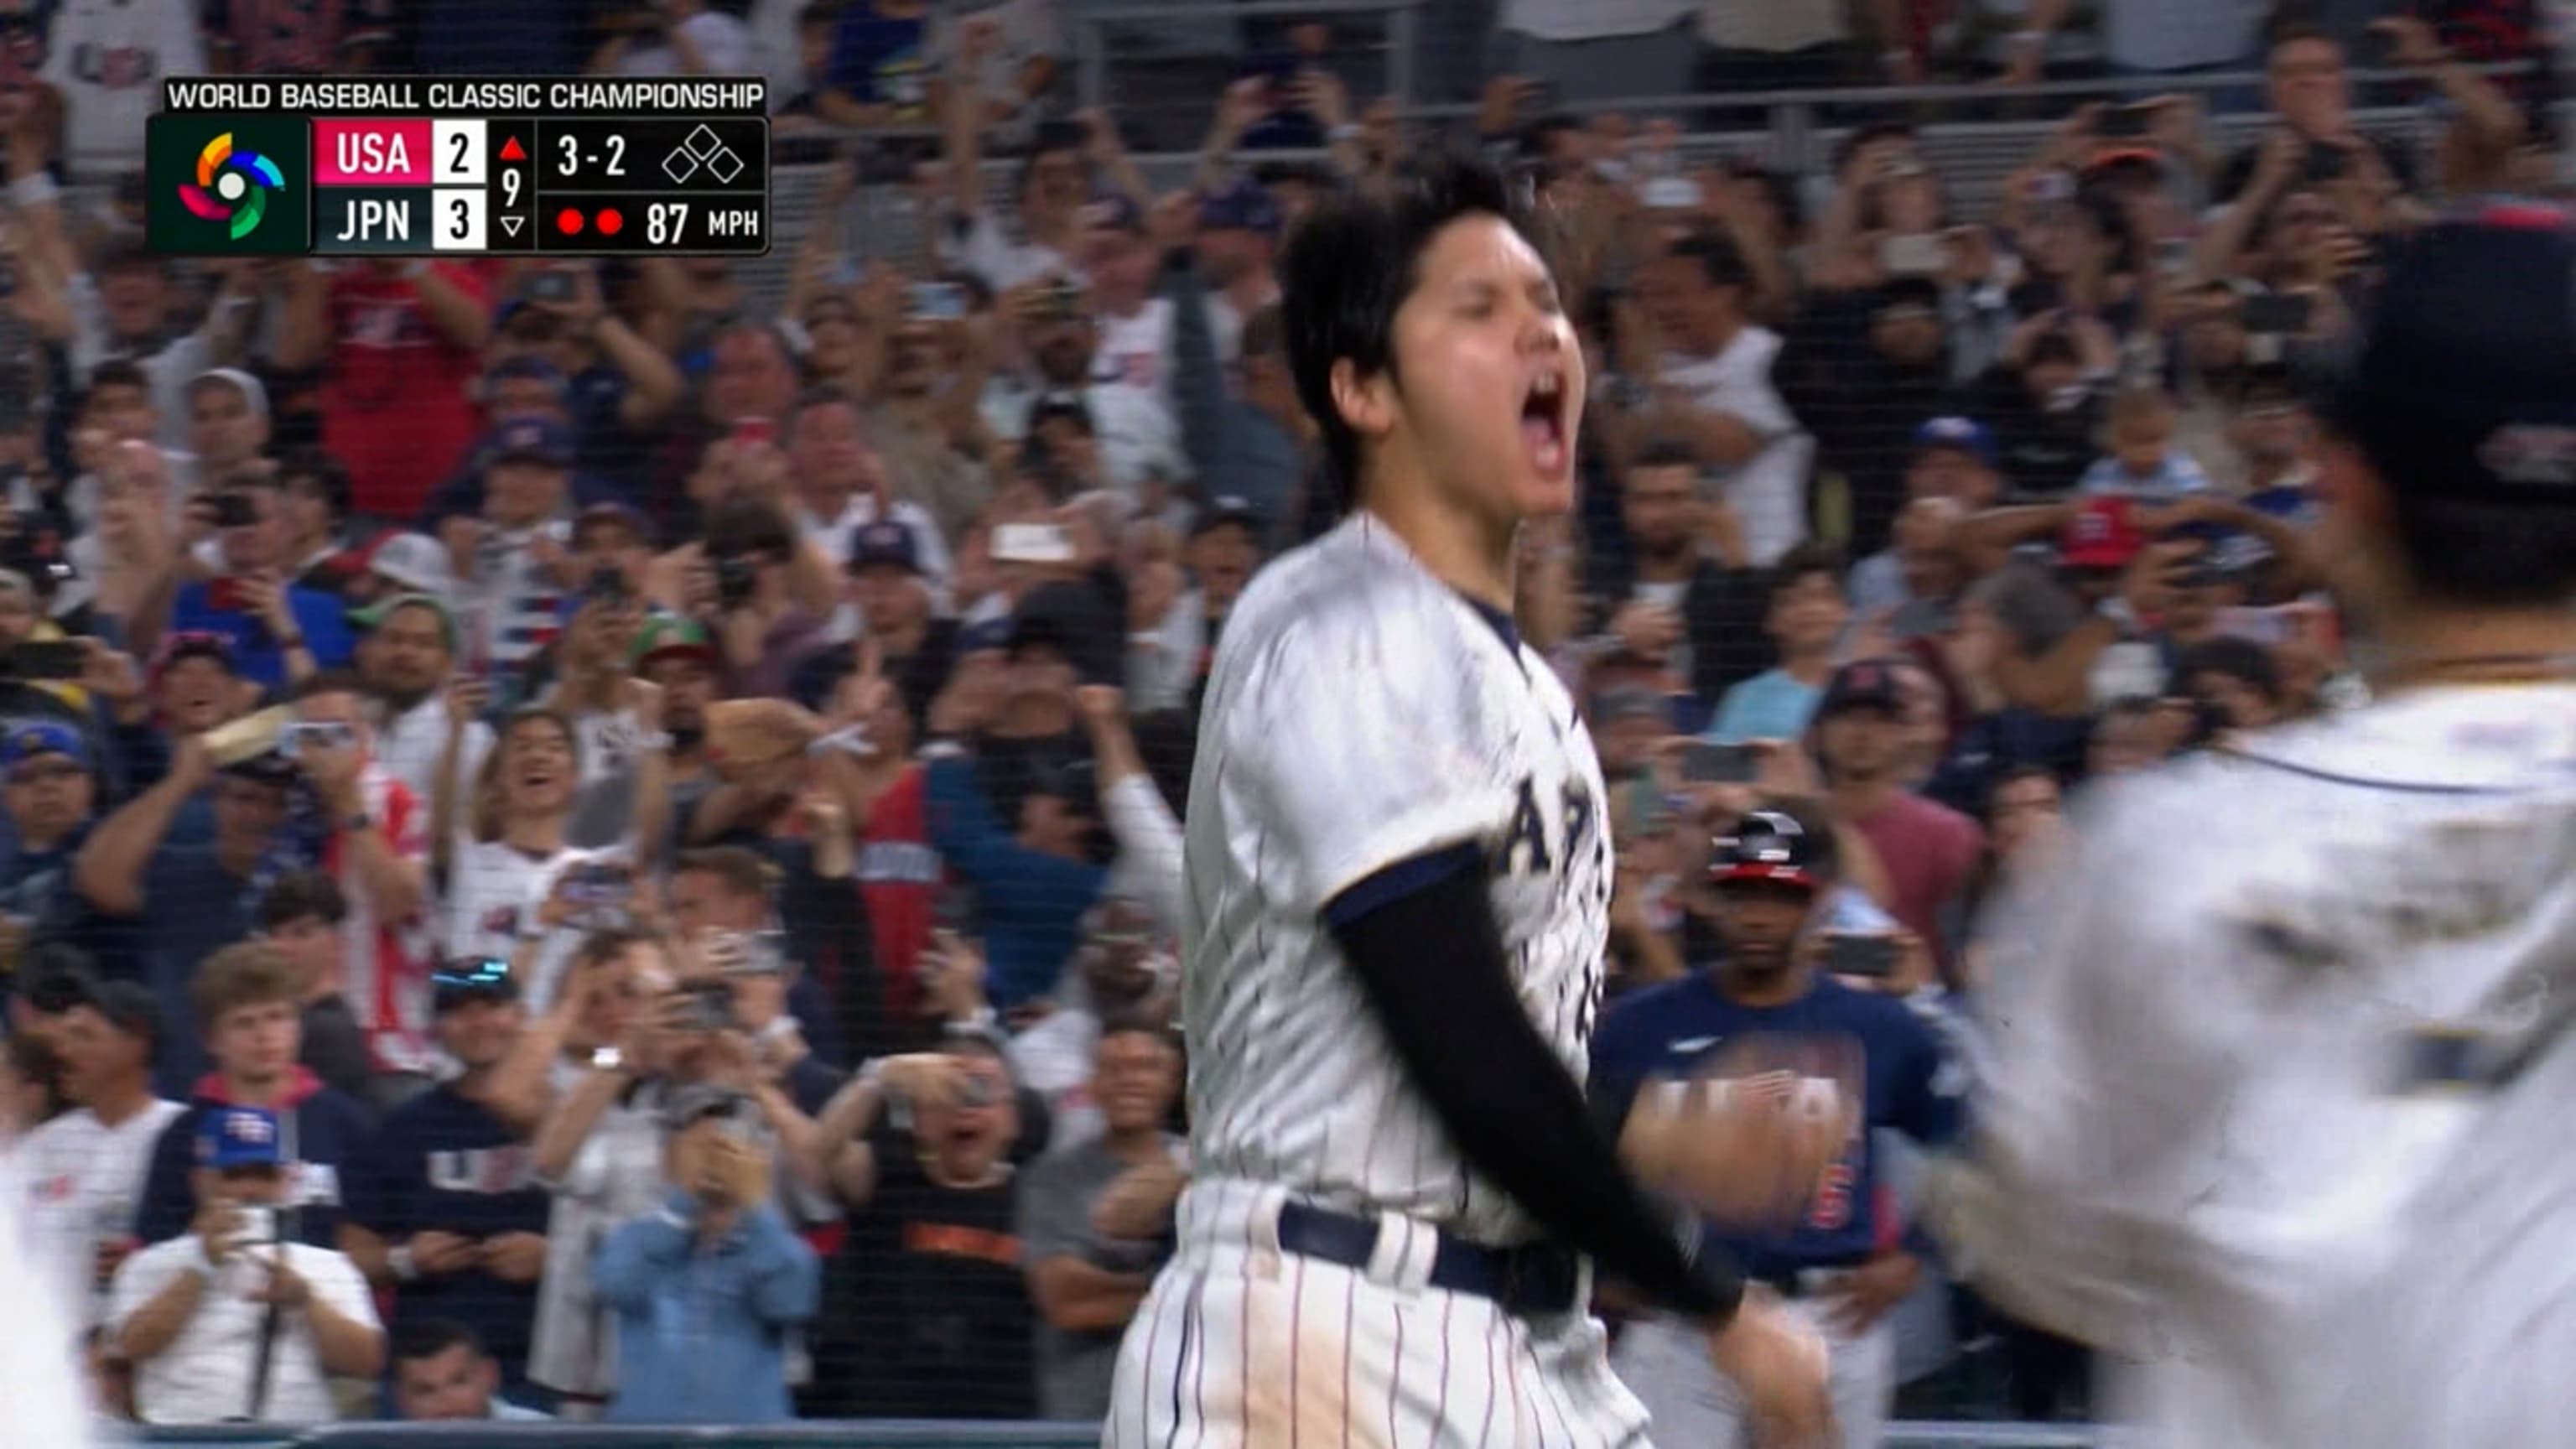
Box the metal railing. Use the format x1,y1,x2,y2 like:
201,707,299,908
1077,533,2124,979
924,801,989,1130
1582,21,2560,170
122,1420,2106,1448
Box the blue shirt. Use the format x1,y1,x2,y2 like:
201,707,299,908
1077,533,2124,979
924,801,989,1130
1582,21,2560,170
345,1085,552,1382
168,580,356,691
1703,668,1825,745
923,754,1104,1010
1590,971,1967,1279
595,1197,821,1426
137,844,262,1096
134,1083,377,1247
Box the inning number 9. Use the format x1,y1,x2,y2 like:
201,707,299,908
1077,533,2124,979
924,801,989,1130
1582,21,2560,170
648,202,688,246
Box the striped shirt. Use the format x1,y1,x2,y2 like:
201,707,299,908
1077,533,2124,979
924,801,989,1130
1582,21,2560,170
1179,514,1613,1247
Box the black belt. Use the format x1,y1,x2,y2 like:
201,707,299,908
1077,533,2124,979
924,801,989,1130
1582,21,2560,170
1274,1202,1580,1317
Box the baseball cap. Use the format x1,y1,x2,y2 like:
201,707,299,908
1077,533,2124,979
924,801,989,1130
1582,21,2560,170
1709,808,1828,892
1813,659,1908,720
366,532,456,596
1198,176,1282,238
1010,579,1121,684
350,591,462,652
152,629,237,679
198,1105,285,1171
486,354,570,397
431,956,518,1013
2080,147,2168,183
1912,415,1997,466
849,518,924,574
2057,496,2148,570
2320,205,2576,504
486,416,574,469
2,721,91,773
956,617,1013,655
187,366,270,420
631,614,718,669
574,501,655,549
1874,275,1944,315
1189,495,1264,539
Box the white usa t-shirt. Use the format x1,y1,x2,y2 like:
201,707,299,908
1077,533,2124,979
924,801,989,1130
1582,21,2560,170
107,1238,377,1426
15,1100,187,1328
1180,512,1612,1246
440,838,618,1010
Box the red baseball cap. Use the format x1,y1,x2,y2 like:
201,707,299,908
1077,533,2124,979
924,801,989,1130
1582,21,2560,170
2058,496,2148,570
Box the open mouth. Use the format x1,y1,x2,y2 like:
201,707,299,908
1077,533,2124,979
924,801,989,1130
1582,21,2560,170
1519,369,1570,479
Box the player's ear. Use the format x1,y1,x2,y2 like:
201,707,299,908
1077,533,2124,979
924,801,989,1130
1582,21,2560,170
1327,357,1398,446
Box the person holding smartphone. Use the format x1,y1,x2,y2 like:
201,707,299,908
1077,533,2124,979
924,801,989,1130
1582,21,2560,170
1591,802,1966,1449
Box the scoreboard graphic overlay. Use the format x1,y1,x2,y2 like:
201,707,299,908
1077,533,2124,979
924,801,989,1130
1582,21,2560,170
146,77,771,257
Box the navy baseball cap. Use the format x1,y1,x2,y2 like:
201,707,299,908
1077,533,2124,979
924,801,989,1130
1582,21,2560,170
198,1105,285,1170
2,721,91,772
432,955,518,1013
487,416,574,469
1199,177,1282,238
1190,495,1264,539
1814,658,1907,719
1912,415,1997,466
849,518,924,574
2321,204,2576,504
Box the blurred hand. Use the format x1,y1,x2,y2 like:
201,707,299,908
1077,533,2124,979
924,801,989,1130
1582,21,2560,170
408,1229,480,1276
247,1256,312,1308
927,649,1008,736
444,674,493,732
1610,600,1683,660
1296,67,1352,130
922,928,989,1021
1074,683,1126,730
1825,1250,1923,1336
1637,1038,1856,1228
78,640,144,711
877,1050,965,1109
2368,16,2446,69
2251,127,2304,192
190,1202,243,1268
957,14,1002,69
1706,1289,1835,1447
300,730,367,818
1146,190,1197,255
479,1232,548,1285
1216,76,1270,138
1092,1153,1188,1240
439,515,486,583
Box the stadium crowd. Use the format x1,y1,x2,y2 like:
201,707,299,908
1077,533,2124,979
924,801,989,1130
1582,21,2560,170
0,0,2562,1435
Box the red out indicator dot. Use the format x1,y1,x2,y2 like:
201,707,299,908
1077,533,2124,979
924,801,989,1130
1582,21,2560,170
556,208,584,236
596,207,625,236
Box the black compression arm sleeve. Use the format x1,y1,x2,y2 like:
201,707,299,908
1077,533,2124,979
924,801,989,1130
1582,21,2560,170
1328,860,1744,1325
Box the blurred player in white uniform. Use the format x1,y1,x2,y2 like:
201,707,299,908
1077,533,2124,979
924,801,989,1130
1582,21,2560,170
0,1153,101,1446
1933,210,2576,1447
1104,155,1841,1449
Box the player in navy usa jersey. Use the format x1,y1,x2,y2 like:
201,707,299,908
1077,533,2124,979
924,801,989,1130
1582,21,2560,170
1592,804,1966,1448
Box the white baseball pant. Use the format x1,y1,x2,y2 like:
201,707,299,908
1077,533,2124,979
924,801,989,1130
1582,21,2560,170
1104,1178,1654,1449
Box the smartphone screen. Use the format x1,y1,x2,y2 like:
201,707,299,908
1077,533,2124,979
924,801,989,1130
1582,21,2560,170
1821,933,1901,979
1681,741,1760,786
991,522,1075,565
3,639,86,681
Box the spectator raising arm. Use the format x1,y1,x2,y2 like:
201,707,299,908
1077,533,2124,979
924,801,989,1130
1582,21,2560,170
1076,684,1183,935
428,676,492,880
72,735,211,916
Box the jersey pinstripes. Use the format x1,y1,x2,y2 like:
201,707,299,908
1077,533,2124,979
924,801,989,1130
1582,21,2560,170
1175,516,1613,1248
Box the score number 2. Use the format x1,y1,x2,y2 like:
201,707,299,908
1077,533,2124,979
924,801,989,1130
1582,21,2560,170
649,203,689,245
558,132,627,177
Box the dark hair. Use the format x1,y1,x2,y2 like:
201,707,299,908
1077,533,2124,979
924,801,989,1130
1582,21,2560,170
392,1317,489,1367
1765,540,1847,604
1281,152,1540,491
3,1031,67,1124
86,359,152,400
289,668,368,706
19,948,100,1015
1986,762,2064,815
704,496,797,564
1016,119,1091,200
573,924,663,974
789,384,864,434
672,845,776,902
2175,635,2284,703
276,448,353,521
1239,303,1286,363
2265,17,2341,57
1519,112,1584,162
2380,492,2576,607
257,870,350,932
1629,437,1700,474
1668,230,1753,292
1097,1010,1180,1052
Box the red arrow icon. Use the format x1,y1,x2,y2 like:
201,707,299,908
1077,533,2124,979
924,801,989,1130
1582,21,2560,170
499,136,526,162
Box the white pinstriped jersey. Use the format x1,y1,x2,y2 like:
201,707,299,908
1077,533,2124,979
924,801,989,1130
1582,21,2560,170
1180,512,1613,1248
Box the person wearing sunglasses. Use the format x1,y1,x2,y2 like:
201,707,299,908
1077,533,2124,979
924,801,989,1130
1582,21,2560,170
340,956,553,1412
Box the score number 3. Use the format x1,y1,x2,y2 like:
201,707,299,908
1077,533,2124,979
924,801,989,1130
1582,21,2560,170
558,132,628,177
